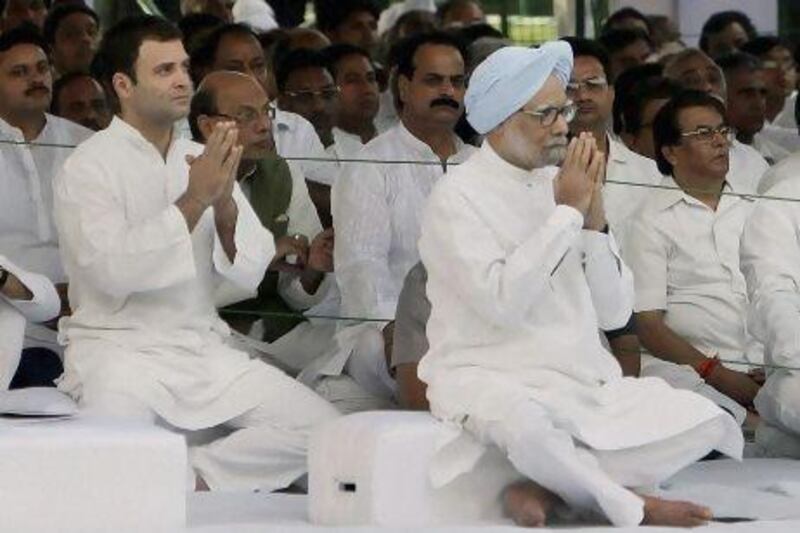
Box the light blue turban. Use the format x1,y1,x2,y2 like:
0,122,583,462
465,41,574,134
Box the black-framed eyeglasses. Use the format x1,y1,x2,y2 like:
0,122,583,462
210,104,276,126
566,77,608,95
518,101,576,127
680,125,733,144
283,86,341,105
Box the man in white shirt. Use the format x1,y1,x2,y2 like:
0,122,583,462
189,70,338,375
0,255,60,390
300,31,476,412
617,74,678,161
55,16,338,492
419,43,741,528
624,90,762,425
664,48,769,193
717,51,790,165
43,3,100,78
323,43,380,163
0,26,93,358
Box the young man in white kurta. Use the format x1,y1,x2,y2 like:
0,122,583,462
0,256,60,389
54,16,338,492
419,43,742,527
299,32,475,412
741,175,800,456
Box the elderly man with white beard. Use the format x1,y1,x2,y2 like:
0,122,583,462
416,42,743,527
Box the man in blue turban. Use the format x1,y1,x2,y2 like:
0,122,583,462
416,43,744,527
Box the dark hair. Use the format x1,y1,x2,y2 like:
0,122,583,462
189,23,260,85
394,31,467,81
437,0,482,24
92,15,182,102
178,12,224,54
602,7,651,35
620,76,679,135
188,82,217,142
0,23,50,55
51,71,98,114
43,4,98,45
314,0,380,33
740,36,789,58
322,43,371,79
451,22,502,46
275,47,330,92
612,62,665,133
715,50,763,75
653,89,727,175
561,36,611,79
699,11,757,54
598,28,652,56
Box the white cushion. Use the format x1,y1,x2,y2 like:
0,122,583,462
0,416,186,532
0,387,78,417
308,411,519,526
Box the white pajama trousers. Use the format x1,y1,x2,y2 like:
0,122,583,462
754,370,800,457
79,371,340,493
466,399,731,526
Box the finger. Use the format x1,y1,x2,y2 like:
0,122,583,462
577,134,593,169
204,122,227,159
218,127,239,166
563,136,579,168
221,144,243,182
589,151,605,188
208,121,234,161
185,154,197,165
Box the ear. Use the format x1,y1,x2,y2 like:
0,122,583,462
662,143,679,169
397,74,410,107
112,72,134,103
197,115,215,142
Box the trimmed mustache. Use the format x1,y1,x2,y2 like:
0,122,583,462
430,97,460,110
25,84,50,96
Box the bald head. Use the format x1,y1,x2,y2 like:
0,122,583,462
663,48,726,100
190,70,275,160
287,28,331,51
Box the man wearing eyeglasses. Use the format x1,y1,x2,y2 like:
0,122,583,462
189,69,338,379
624,90,762,429
417,44,741,528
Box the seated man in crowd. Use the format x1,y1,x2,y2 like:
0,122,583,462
192,22,335,224
1,0,47,32
741,124,800,458
0,26,93,363
189,69,337,375
276,48,339,149
699,10,756,59
617,73,679,160
299,31,475,412
0,254,60,390
597,28,653,82
601,7,651,36
624,90,762,425
54,15,338,492
437,0,485,28
323,43,380,162
717,51,789,165
741,37,797,126
314,0,380,58
664,48,769,192
43,3,100,78
51,72,112,131
418,42,742,528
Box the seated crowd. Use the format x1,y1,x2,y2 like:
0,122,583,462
4,0,800,528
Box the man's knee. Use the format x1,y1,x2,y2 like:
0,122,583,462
756,371,800,434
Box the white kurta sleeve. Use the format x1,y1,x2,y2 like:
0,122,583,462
581,230,634,330
740,187,800,368
54,157,197,300
0,256,60,324
212,183,274,296
332,159,396,320
419,187,584,328
0,301,25,390
622,213,669,313
276,163,332,310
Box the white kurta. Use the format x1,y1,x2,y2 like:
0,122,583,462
418,141,743,526
603,137,663,246
741,177,800,441
0,114,92,353
0,256,60,390
757,150,800,194
274,109,335,186
752,131,792,165
728,139,769,193
299,123,475,405
772,90,797,130
54,116,277,428
324,126,368,173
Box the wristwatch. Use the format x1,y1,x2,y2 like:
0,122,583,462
0,265,8,291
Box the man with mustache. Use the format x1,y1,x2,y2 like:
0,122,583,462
624,90,762,427
51,72,112,131
43,3,100,78
417,43,741,528
53,15,338,492
276,48,339,149
0,26,92,380
299,31,475,413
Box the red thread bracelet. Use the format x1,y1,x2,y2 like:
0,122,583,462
697,356,720,380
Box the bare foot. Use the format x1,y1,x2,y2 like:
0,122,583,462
502,480,560,527
641,495,712,527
